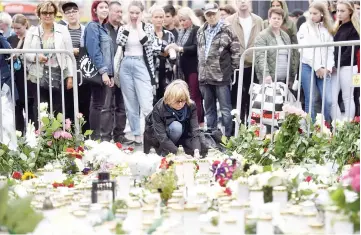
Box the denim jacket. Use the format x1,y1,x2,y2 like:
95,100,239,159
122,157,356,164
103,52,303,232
84,21,114,76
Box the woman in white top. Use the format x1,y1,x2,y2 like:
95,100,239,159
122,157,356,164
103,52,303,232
116,1,155,145
297,1,334,123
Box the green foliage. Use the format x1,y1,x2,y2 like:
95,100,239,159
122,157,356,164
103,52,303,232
145,167,177,202
112,200,128,214
0,185,43,234
0,141,37,176
330,121,360,171
62,157,79,175
331,186,360,231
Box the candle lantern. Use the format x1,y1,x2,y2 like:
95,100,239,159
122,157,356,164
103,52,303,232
91,172,115,203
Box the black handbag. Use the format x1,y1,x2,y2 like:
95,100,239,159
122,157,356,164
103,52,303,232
78,47,103,85
78,23,103,86
40,66,62,90
38,27,62,90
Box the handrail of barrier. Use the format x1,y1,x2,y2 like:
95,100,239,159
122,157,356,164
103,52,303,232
0,49,80,137
235,40,360,137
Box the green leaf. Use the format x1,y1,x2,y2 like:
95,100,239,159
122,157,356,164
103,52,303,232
84,130,93,136
41,117,49,126
263,165,272,172
0,185,9,222
221,136,228,144
51,120,61,131
56,113,64,123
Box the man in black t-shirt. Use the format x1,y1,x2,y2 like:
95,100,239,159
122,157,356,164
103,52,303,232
163,5,179,41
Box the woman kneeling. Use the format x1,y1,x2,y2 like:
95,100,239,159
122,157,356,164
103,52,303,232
144,80,202,156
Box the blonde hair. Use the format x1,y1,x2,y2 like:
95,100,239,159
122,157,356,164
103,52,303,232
0,12,12,27
309,2,334,34
150,5,165,16
178,7,201,27
12,14,29,49
36,1,58,18
12,14,29,29
164,80,192,106
333,0,360,35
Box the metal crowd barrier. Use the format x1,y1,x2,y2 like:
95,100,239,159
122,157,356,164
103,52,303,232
234,40,360,138
0,49,79,143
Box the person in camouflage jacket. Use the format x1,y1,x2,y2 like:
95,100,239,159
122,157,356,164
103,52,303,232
197,3,240,137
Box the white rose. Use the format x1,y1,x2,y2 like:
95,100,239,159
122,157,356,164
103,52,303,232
14,185,28,198
16,131,22,138
39,102,48,112
19,153,27,161
344,189,359,203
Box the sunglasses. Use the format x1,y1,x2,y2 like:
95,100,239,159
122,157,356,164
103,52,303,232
41,11,55,16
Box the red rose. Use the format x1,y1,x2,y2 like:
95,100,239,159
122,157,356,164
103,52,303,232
304,176,312,182
196,165,199,170
224,187,232,196
219,177,226,187
12,171,22,180
298,128,303,134
127,147,134,151
115,142,123,149
213,160,221,166
52,182,59,188
353,116,360,123
77,146,84,152
254,129,260,137
68,183,74,188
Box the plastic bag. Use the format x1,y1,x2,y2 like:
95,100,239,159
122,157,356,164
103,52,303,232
0,84,17,150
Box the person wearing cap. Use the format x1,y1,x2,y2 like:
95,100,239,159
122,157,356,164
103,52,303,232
225,0,264,122
197,3,240,138
62,1,90,130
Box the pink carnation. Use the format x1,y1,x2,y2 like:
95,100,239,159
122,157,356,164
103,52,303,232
47,141,52,147
77,113,83,119
351,175,360,192
65,119,72,130
53,131,61,139
61,131,72,139
349,164,360,178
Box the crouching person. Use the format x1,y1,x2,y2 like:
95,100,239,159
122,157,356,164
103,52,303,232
144,80,203,157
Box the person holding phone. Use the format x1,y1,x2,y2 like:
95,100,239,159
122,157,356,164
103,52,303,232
116,0,155,145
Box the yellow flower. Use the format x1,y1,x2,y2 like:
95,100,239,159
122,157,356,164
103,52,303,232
21,172,36,181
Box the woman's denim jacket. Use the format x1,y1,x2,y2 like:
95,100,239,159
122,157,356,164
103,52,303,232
84,21,114,76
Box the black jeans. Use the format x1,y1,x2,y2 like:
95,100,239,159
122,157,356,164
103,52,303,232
232,67,258,123
89,84,105,140
65,83,92,132
100,86,127,142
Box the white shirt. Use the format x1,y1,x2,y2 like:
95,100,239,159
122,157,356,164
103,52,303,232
239,15,252,48
124,27,143,57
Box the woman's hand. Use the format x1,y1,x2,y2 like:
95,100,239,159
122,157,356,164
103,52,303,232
66,77,73,90
264,76,272,84
316,68,327,79
165,43,178,52
102,73,111,86
38,54,48,63
73,48,79,56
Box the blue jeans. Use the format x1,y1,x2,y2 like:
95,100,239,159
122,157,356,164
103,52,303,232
301,63,332,122
119,56,153,136
200,84,232,137
167,121,183,143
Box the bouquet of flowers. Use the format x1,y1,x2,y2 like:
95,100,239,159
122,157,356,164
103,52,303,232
330,163,360,232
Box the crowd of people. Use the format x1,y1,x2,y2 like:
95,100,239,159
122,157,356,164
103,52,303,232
0,0,359,156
